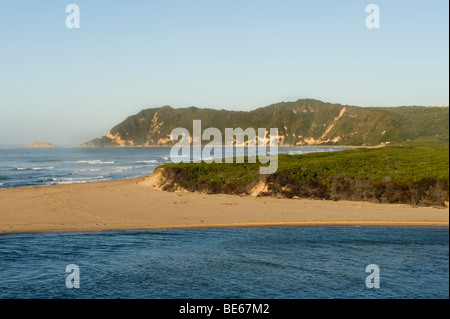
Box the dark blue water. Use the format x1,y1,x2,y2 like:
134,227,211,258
0,147,347,189
0,227,448,299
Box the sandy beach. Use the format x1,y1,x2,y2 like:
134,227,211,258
0,176,448,235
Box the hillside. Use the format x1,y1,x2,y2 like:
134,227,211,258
79,99,449,147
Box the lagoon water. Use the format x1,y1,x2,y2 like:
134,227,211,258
0,147,448,299
0,227,448,299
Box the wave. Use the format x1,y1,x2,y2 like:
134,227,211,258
112,167,135,173
39,178,58,182
45,176,106,185
288,148,344,155
135,160,159,164
288,150,306,155
0,183,3,186
72,168,101,173
73,160,115,165
14,167,55,171
60,176,104,181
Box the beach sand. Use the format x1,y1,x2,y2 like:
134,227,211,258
0,176,448,235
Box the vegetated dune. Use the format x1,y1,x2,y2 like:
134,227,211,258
147,141,450,207
148,167,449,207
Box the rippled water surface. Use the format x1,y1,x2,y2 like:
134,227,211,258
0,227,448,299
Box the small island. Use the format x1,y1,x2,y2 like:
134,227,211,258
27,140,56,148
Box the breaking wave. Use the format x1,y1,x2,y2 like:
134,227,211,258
73,160,115,165
135,160,159,164
14,167,55,171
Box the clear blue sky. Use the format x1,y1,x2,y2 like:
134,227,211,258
0,0,448,145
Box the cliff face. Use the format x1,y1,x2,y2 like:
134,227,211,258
79,99,449,147
27,140,56,148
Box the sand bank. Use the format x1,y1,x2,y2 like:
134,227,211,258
0,176,448,235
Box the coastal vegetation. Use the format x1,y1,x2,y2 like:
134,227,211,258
154,137,449,207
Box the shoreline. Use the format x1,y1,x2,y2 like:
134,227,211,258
0,176,448,235
1,222,448,237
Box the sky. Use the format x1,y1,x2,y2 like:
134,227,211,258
0,0,448,146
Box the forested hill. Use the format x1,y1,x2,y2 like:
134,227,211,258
79,99,449,147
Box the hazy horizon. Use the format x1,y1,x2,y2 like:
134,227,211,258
1,0,448,145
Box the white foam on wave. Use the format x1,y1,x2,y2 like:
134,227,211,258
48,178,110,185
74,160,115,165
73,168,101,173
15,167,55,171
112,166,135,173
288,148,345,155
288,150,305,155
47,176,106,185
167,155,190,160
135,160,159,164
61,176,104,181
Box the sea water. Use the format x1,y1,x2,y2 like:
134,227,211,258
0,146,346,189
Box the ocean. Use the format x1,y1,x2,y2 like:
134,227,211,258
0,146,347,189
0,147,448,299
